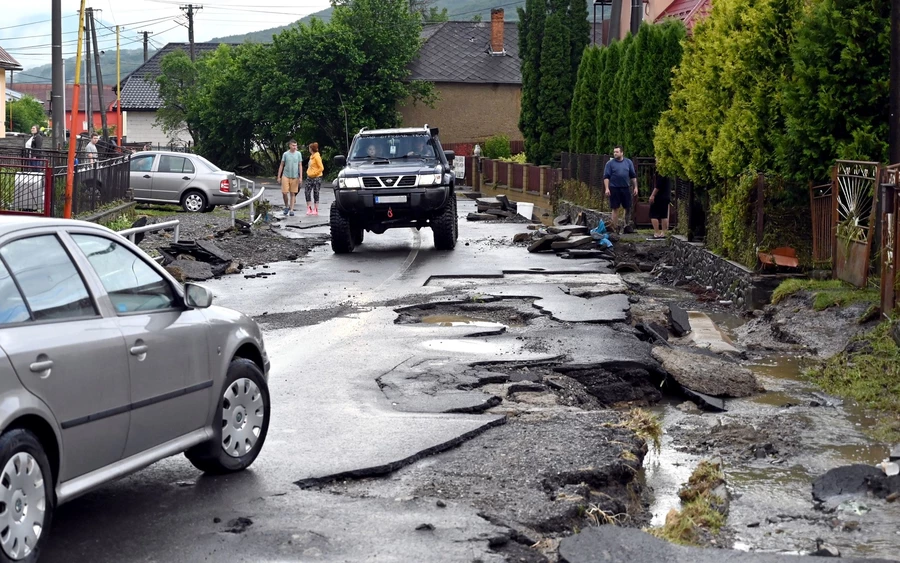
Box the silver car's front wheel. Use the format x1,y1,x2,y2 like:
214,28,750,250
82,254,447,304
181,190,208,213
222,378,266,458
0,430,53,563
185,358,270,474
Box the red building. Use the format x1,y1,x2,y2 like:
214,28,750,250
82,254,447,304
10,83,122,136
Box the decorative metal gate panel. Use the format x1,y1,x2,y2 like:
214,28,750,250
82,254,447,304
832,160,880,288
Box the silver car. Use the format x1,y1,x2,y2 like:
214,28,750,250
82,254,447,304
0,216,270,561
129,151,240,213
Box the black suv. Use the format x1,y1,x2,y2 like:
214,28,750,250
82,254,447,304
330,126,458,253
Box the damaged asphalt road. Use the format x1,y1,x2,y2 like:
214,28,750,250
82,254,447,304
39,197,898,562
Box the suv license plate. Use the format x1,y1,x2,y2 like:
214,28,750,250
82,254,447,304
375,195,407,204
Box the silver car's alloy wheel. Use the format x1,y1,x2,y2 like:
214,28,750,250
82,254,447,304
222,378,266,458
184,193,205,212
0,453,45,561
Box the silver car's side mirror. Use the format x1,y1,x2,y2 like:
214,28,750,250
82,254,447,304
184,283,213,309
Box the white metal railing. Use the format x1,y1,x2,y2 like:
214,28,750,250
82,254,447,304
119,219,181,244
230,176,265,227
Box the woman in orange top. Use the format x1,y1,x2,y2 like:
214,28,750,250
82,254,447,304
304,142,325,215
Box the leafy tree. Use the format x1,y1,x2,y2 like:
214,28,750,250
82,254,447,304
6,96,47,133
654,0,800,186
609,33,634,151
779,0,891,183
619,21,685,157
569,46,602,153
536,7,572,164
518,0,546,162
424,6,450,21
595,39,625,155
568,0,591,80
155,49,199,142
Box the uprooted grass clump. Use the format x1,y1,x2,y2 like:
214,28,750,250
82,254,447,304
771,279,879,312
806,319,900,442
615,408,662,454
648,459,727,546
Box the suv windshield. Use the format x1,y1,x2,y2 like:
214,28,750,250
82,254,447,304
350,134,436,161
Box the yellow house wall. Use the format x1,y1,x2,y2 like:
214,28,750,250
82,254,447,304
399,82,523,144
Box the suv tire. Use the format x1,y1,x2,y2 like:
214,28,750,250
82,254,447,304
185,358,270,474
432,193,457,250
0,429,55,563
351,224,364,246
330,204,356,254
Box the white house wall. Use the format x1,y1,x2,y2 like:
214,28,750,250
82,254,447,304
124,111,192,147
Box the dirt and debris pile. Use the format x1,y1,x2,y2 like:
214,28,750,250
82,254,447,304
467,196,532,223
651,347,764,398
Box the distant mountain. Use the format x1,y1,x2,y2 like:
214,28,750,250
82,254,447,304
21,48,154,84
211,0,525,44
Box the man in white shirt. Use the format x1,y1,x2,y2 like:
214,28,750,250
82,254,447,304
85,133,99,164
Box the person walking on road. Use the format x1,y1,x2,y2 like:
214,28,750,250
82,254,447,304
603,145,638,234
305,142,324,216
649,177,672,239
277,139,303,216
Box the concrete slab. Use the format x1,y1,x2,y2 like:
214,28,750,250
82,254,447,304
685,311,739,353
474,283,630,323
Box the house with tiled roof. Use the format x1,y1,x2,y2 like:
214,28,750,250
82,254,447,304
0,45,23,136
118,43,234,145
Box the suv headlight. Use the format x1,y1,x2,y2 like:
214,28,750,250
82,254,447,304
417,165,443,186
339,177,360,189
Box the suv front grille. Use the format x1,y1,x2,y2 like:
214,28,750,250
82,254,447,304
361,175,418,188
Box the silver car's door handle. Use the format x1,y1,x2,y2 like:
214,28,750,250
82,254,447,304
130,344,149,356
29,360,54,372
143,175,151,179
182,176,191,180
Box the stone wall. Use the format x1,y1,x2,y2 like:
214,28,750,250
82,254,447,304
668,236,774,309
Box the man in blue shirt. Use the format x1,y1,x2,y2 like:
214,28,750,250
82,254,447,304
277,139,303,216
603,145,638,234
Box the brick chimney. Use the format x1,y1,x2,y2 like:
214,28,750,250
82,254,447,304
490,8,505,55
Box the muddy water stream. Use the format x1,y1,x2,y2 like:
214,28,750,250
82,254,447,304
644,313,900,559
644,315,900,560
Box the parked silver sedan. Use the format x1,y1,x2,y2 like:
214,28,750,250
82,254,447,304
0,216,270,561
129,151,240,213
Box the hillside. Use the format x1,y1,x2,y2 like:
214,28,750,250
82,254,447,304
22,48,154,84
211,0,525,44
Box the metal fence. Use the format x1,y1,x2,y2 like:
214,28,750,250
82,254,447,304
52,154,131,217
0,157,53,216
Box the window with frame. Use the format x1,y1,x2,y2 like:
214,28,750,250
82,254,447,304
72,234,177,314
158,156,190,174
130,155,155,173
0,259,29,325
0,235,96,321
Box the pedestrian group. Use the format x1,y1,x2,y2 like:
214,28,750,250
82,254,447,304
277,140,324,216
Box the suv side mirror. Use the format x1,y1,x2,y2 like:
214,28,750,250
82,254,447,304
444,150,455,164
334,155,346,168
184,283,213,309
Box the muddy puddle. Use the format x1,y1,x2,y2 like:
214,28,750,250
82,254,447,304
645,312,900,559
420,314,508,330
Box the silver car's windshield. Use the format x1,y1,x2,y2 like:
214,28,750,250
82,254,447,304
350,134,436,161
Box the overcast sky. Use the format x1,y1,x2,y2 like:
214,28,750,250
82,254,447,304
1,0,333,74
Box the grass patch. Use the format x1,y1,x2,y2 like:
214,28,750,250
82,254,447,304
618,408,662,454
103,214,134,232
771,279,878,311
647,459,727,546
805,319,900,442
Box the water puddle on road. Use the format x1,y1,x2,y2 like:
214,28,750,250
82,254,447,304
643,312,900,558
420,314,507,331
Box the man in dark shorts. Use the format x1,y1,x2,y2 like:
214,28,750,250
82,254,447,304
603,145,638,234
649,177,672,238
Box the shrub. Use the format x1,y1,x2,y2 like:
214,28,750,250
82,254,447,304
483,135,512,159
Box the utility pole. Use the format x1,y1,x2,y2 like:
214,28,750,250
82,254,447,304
890,0,900,164
138,31,152,63
89,9,109,141
84,8,93,134
117,26,122,145
51,0,64,150
180,4,202,62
